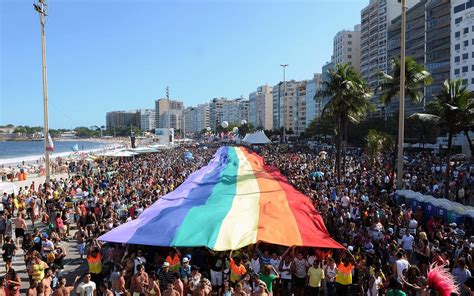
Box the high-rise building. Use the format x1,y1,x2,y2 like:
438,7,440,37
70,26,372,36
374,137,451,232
426,0,451,101
305,74,325,127
105,111,141,131
139,109,155,131
183,107,198,134
209,97,226,130
196,103,210,131
249,85,273,130
295,81,307,135
332,25,362,71
222,98,249,125
272,80,303,133
155,98,184,131
451,0,474,90
386,0,427,115
360,0,419,101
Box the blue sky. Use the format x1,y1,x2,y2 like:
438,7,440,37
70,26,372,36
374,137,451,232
1,0,366,129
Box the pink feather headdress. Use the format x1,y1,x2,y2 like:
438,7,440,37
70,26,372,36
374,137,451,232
427,263,459,296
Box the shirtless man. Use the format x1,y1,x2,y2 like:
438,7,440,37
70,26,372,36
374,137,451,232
111,268,126,295
162,282,180,296
38,268,52,296
130,264,149,295
52,276,80,296
14,213,27,247
192,278,212,296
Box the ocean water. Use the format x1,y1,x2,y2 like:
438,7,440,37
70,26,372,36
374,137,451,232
0,140,106,164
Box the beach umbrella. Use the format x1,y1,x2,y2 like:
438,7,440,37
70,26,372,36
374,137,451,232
310,171,324,178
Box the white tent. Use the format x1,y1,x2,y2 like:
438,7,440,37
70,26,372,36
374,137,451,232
242,131,271,144
0,183,18,195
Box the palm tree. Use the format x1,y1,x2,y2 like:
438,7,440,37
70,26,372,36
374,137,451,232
378,56,432,106
413,79,474,198
316,63,374,181
366,129,395,167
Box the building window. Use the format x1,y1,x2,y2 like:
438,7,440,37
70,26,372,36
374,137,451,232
472,78,474,84
348,47,352,52
464,27,469,34
348,41,352,45
472,52,474,58
464,40,469,47
348,34,352,38
472,39,474,45
455,31,461,38
455,56,460,62
454,3,465,14
472,65,474,71
455,68,460,75
348,55,352,58
463,53,469,60
462,79,468,85
463,66,468,73
455,44,461,50
456,17,463,24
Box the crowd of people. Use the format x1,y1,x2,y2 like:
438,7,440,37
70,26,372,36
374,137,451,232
0,142,472,296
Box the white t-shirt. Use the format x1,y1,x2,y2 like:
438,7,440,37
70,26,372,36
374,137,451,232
408,219,418,233
76,281,96,296
250,258,260,274
401,234,414,251
341,195,350,208
395,259,410,280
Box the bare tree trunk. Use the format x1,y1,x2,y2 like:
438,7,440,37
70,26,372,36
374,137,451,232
445,132,453,199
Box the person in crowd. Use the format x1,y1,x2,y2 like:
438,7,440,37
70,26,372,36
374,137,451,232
76,272,97,296
306,259,324,296
146,271,161,296
162,282,180,296
0,144,471,296
52,276,81,296
131,264,149,295
5,268,20,296
158,262,175,292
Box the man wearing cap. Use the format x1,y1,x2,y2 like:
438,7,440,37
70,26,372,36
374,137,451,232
179,257,191,285
158,262,175,292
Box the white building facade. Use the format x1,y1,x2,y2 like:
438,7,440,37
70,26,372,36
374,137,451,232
249,85,273,130
360,0,419,93
305,74,324,128
272,80,303,133
451,0,474,90
196,103,210,131
332,25,361,71
139,109,155,131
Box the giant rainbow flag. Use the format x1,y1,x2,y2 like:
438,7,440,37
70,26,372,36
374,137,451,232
99,146,343,250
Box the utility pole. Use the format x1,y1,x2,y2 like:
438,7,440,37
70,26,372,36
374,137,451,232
397,0,407,189
280,64,288,142
34,0,51,183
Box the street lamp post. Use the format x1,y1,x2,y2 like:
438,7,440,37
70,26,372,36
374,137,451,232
280,64,288,141
397,0,407,189
34,0,51,183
